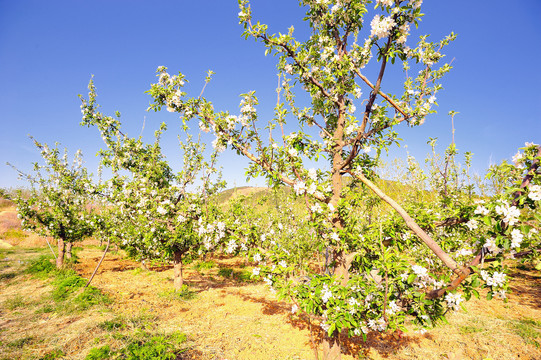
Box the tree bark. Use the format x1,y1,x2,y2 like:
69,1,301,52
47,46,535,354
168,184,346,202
322,336,341,360
56,238,65,268
65,242,72,259
173,249,184,291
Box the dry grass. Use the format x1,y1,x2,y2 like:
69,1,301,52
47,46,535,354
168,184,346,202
1,241,540,360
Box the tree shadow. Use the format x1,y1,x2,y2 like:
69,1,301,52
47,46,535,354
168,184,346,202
288,313,426,358
509,267,541,309
230,290,425,358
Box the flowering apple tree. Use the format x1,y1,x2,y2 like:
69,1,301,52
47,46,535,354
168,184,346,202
143,0,540,358
10,139,98,268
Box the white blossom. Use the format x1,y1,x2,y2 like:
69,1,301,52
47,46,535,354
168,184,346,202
528,184,541,201
511,228,523,249
370,15,396,40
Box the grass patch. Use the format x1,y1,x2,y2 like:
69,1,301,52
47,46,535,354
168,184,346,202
511,318,541,348
7,335,34,348
98,317,127,331
2,229,26,241
193,260,216,271
217,267,254,282
217,267,233,278
26,255,55,278
0,271,17,281
86,331,187,360
159,284,196,301
39,349,65,360
3,294,27,310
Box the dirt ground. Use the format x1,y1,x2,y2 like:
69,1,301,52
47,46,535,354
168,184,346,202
1,238,541,359
72,245,541,360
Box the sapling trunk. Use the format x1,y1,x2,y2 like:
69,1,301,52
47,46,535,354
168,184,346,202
322,337,341,360
173,249,184,290
65,242,72,259
56,238,65,268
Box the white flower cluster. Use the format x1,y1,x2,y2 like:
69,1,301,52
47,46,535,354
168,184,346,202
511,229,523,249
480,270,506,288
529,184,541,201
483,237,500,254
321,284,333,303
465,219,478,231
294,181,306,195
370,15,396,40
386,300,401,316
408,0,423,9
474,204,490,216
495,204,520,226
377,0,394,7
444,292,463,311
367,317,387,331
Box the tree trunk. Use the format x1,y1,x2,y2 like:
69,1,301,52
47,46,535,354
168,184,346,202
65,242,72,259
322,336,341,360
56,238,65,268
173,250,184,291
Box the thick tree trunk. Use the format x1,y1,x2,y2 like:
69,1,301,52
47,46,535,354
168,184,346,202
65,242,72,259
56,238,65,268
322,336,341,360
173,250,184,291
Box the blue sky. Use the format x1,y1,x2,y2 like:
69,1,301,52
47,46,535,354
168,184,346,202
1,0,540,189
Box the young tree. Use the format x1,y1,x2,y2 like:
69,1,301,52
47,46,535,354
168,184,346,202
146,0,540,358
10,139,96,268
80,83,235,290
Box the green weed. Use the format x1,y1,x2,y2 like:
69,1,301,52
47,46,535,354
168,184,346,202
459,325,484,334
51,271,86,301
73,286,111,310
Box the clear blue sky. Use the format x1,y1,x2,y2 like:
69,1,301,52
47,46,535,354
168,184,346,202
1,1,540,189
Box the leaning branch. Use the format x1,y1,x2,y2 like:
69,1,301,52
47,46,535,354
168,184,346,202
349,170,462,275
